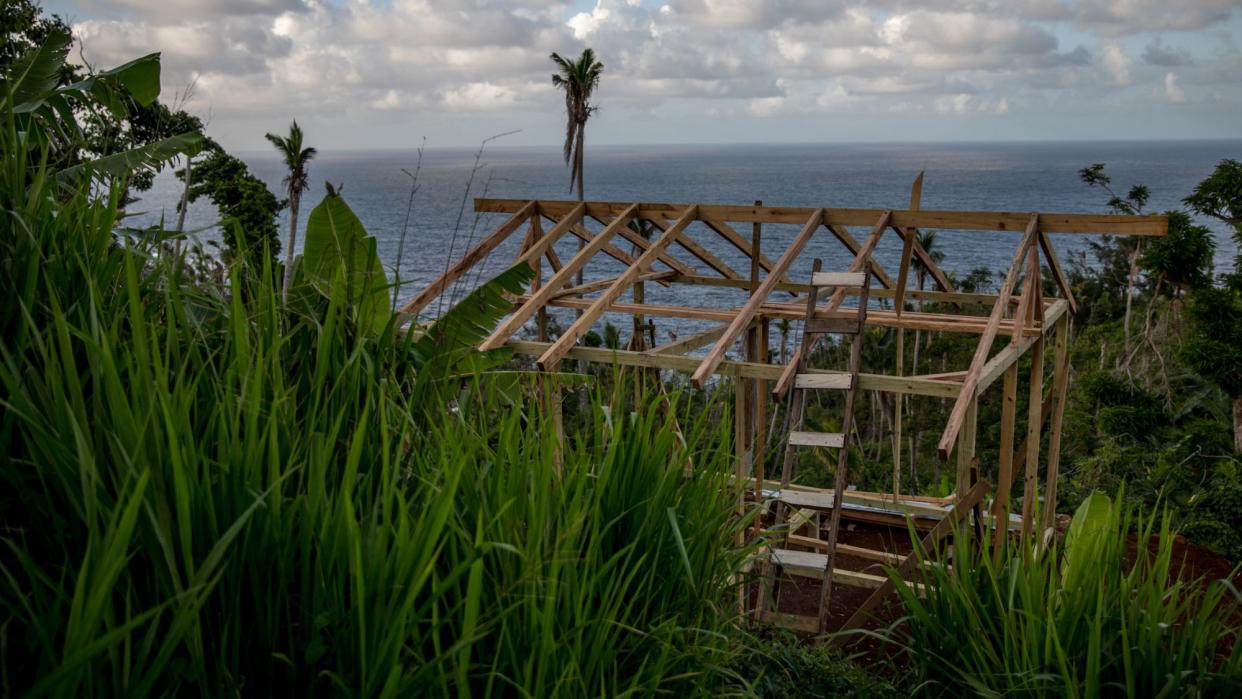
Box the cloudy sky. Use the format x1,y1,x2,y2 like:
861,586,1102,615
46,0,1242,150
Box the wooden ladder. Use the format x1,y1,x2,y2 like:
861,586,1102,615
758,260,872,634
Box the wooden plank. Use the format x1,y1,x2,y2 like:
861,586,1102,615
400,201,535,316
805,316,861,335
1020,246,1046,542
674,275,1015,306
786,535,908,565
788,431,845,448
1038,230,1078,314
1041,315,1071,534
480,204,637,351
691,209,825,388
505,340,963,397
646,324,728,355
834,478,992,642
812,271,868,287
795,374,853,390
777,489,951,519
548,270,676,300
991,362,1019,560
476,198,1169,236
538,206,697,370
937,215,1040,458
771,549,925,593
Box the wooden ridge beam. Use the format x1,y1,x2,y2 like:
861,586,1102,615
476,198,1169,236
400,200,535,316
539,206,698,370
692,209,826,388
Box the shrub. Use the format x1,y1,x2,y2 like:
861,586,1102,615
877,490,1242,697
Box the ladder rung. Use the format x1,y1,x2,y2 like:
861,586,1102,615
806,317,860,334
788,431,845,448
759,611,819,633
794,373,853,390
811,271,867,288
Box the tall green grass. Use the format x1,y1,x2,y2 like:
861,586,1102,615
0,95,756,697
878,490,1242,697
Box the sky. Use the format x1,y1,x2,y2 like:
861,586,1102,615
42,0,1242,150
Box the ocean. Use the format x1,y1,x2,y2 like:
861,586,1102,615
130,140,1240,338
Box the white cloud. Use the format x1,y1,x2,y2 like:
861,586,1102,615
59,0,1241,147
1101,43,1132,85
1164,72,1187,103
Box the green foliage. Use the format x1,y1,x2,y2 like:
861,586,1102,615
731,631,901,698
880,491,1242,696
180,146,283,260
0,29,201,186
299,185,391,336
1140,210,1214,292
0,53,756,695
1182,287,1242,399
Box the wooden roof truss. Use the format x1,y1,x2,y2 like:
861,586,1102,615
400,178,1165,537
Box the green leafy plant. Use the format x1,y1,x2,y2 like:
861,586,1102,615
876,490,1242,697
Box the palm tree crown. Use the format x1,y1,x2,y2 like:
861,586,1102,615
265,120,317,201
264,120,317,300
550,49,603,198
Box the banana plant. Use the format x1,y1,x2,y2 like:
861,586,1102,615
1,29,201,185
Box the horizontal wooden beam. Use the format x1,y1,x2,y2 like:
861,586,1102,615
477,198,1168,236
670,274,1017,306
506,340,962,398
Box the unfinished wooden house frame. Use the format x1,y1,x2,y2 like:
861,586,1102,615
401,176,1166,632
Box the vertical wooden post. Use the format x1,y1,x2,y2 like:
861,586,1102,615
1041,315,1071,534
956,397,978,498
1020,247,1045,542
530,216,548,343
991,362,1019,559
734,366,749,556
754,318,769,493
893,173,921,502
749,202,765,492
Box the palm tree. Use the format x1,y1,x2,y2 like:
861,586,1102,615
550,49,603,202
551,49,604,294
265,120,317,301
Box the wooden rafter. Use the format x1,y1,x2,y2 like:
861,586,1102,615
1038,230,1078,314
399,200,535,316
937,214,1040,458
645,216,742,280
647,324,729,355
480,204,638,351
691,209,826,388
539,206,698,370
588,214,698,277
826,224,896,289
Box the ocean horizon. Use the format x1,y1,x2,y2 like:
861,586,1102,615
131,139,1241,334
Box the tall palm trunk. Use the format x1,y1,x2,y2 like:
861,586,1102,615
1233,395,1242,454
281,192,300,301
